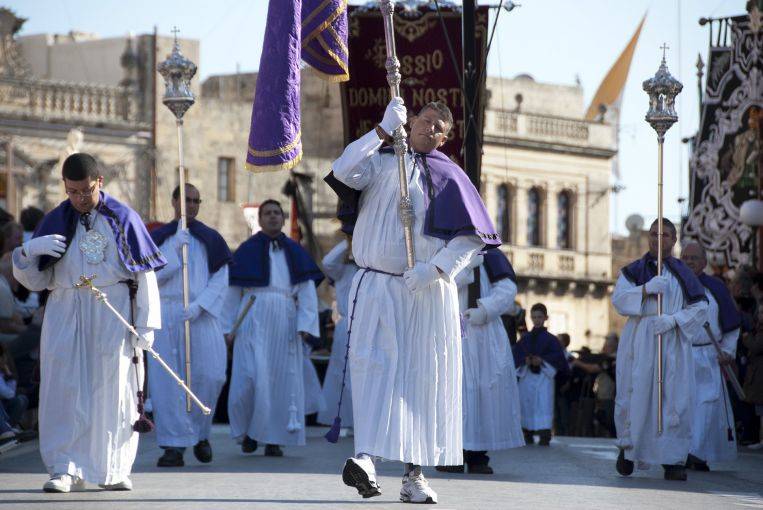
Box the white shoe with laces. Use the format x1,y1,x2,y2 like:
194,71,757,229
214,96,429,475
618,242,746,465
400,470,438,504
342,456,381,498
43,474,85,493
99,477,133,491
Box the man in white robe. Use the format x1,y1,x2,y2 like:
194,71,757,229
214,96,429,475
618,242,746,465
224,199,321,457
149,184,231,467
681,242,740,470
12,153,164,492
328,99,497,504
612,218,707,481
437,249,524,474
317,238,357,430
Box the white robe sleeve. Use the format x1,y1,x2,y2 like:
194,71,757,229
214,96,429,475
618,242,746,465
221,286,244,334
322,240,348,282
720,328,739,356
672,299,708,343
429,235,484,282
478,277,517,321
540,361,558,379
134,270,161,330
295,280,319,337
11,247,53,291
155,239,181,283
331,130,383,190
192,265,229,320
611,273,645,317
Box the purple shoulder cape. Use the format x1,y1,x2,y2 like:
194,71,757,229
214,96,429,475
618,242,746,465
229,232,324,288
698,273,741,333
621,253,707,305
34,192,166,273
324,147,500,246
483,248,516,283
512,327,570,374
151,219,232,274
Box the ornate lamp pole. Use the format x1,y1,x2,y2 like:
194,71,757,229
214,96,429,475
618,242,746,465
642,44,682,435
158,27,197,412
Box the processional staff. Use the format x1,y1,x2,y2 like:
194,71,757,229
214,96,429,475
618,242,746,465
642,44,682,435
158,28,197,413
380,0,415,270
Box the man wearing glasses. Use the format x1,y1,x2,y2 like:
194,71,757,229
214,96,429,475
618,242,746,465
11,153,165,492
149,183,231,468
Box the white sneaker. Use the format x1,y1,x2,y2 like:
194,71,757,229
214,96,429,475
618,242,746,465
43,474,85,493
342,457,381,498
400,470,438,504
99,477,132,491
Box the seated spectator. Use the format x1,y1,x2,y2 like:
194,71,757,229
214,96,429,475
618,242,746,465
0,402,18,454
19,206,44,244
0,342,27,429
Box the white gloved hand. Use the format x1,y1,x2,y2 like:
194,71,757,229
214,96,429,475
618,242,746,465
644,275,669,295
181,303,202,322
22,234,67,259
131,327,154,351
379,97,407,135
403,262,440,293
652,314,676,335
176,228,191,249
464,306,488,326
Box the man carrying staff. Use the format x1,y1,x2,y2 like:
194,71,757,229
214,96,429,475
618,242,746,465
327,98,499,504
149,183,231,467
224,199,322,457
611,218,707,481
681,242,740,471
11,153,165,492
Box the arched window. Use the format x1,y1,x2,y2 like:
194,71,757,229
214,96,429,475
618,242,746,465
557,190,574,249
527,187,542,246
496,184,512,243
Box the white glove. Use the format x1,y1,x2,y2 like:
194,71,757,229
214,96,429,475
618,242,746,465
652,314,676,335
176,228,191,249
181,303,202,322
379,97,407,135
403,262,440,293
464,306,488,326
131,327,154,351
22,234,67,259
644,275,669,295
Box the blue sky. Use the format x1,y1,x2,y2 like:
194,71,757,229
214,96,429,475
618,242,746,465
7,0,744,234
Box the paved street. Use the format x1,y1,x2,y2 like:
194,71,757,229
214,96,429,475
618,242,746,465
1,426,761,510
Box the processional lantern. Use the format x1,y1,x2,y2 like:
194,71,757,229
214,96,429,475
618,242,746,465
158,27,197,412
642,44,682,436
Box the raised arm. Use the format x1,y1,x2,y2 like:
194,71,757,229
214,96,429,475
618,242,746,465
429,235,484,283
478,275,518,322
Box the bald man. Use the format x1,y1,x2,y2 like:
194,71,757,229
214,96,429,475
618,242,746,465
681,242,740,471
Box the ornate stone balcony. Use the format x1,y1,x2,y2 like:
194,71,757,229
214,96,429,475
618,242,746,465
0,77,144,128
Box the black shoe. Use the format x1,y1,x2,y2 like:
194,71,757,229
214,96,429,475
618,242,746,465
467,463,494,474
435,465,465,473
663,464,687,481
264,444,283,457
538,429,552,446
523,429,534,445
193,439,213,463
157,448,184,467
685,454,709,472
342,458,382,498
615,449,634,476
241,436,258,454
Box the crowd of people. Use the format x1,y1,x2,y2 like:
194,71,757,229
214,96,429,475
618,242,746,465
0,98,761,504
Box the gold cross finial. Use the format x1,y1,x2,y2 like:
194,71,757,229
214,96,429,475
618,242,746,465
171,26,180,43
660,43,669,61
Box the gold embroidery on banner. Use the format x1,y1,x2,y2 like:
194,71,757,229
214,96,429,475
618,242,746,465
248,131,301,158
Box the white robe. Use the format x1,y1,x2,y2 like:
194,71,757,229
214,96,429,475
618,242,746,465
457,262,524,451
150,231,228,448
332,130,482,466
303,344,326,416
12,213,160,484
517,359,557,431
317,240,358,427
612,268,706,467
224,243,319,446
690,287,738,463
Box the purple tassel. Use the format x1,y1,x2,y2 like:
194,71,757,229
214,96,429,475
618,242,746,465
132,390,154,433
325,416,342,443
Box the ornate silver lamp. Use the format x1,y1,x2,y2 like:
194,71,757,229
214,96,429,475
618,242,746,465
642,44,682,435
158,27,197,412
